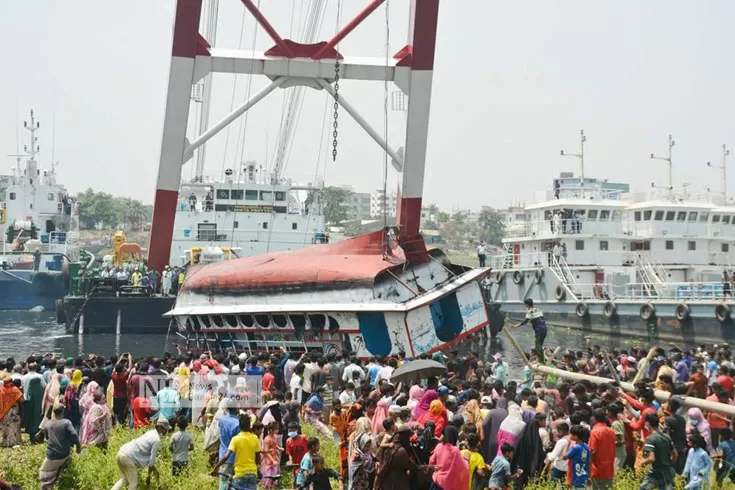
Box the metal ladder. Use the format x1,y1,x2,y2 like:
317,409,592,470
635,253,666,297
550,255,580,300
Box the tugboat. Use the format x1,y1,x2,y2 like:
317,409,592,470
0,110,79,310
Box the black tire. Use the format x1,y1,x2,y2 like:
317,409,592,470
534,269,544,284
55,299,66,325
716,303,731,323
495,271,503,284
575,302,589,318
555,285,566,301
640,303,655,321
512,270,524,285
674,303,690,321
602,301,616,318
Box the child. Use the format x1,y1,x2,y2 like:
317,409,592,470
169,415,194,476
488,443,522,490
545,422,570,482
296,437,320,488
715,427,735,485
300,455,342,490
286,422,309,485
261,421,283,489
683,433,712,489
563,425,590,490
461,433,489,490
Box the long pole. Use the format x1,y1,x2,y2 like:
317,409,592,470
724,144,730,203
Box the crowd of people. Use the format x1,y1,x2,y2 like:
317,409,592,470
2,332,735,490
81,262,185,296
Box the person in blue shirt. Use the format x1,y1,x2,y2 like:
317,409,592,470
511,298,547,363
216,400,241,490
245,357,264,376
488,442,522,490
563,424,590,490
683,433,712,489
367,358,381,387
715,428,735,485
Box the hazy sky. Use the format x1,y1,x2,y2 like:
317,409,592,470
2,1,734,212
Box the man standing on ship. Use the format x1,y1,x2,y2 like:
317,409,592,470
511,298,548,363
33,248,41,272
477,242,487,268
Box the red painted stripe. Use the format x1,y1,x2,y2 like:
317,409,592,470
398,196,422,239
148,189,179,272
403,315,417,358
172,0,203,58
408,0,439,70
425,321,489,356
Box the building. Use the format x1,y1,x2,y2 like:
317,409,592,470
370,189,397,218
344,191,372,220
498,202,529,227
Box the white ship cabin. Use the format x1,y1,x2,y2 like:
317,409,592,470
500,179,735,287
169,165,326,266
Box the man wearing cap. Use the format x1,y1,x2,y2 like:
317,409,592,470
511,298,548,363
39,404,81,490
110,418,170,490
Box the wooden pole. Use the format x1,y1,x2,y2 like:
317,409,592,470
501,326,533,368
601,350,621,386
632,346,658,385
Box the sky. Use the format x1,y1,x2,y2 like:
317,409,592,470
1,1,735,213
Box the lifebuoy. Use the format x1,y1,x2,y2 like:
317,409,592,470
603,301,616,318
640,303,656,321
555,285,566,301
675,303,690,321
512,270,524,285
495,271,504,284
716,303,731,323
575,302,589,318
55,299,66,325
534,269,544,284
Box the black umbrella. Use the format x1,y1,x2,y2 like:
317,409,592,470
390,359,447,384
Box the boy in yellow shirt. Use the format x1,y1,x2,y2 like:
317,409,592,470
211,415,261,488
460,433,489,490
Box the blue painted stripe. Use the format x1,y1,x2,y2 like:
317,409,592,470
431,293,463,342
357,312,392,356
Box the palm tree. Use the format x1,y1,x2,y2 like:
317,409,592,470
126,200,146,231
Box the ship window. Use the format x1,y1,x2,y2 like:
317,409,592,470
240,315,254,328
713,215,721,223
677,212,687,221
260,191,273,201
224,315,238,328
654,211,664,221
245,190,258,200
272,315,288,328
688,241,696,251
47,193,54,201
612,210,621,221
575,240,584,250
275,191,286,201
230,189,243,200
587,210,598,220
666,240,674,250
216,189,230,199
309,314,326,333
197,223,217,241
599,210,610,220
599,240,608,251
211,315,224,328
233,221,239,228
262,222,268,230
724,216,732,225
665,211,675,221
643,241,650,250
290,314,307,340
328,315,340,334
634,211,641,222
723,243,730,253
9,192,15,200
198,315,211,329
292,223,298,230
255,314,270,328
688,212,698,221
643,210,652,221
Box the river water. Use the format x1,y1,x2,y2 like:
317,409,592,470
0,311,649,378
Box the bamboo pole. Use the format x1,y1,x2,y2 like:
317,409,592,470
501,326,533,368
601,350,621,386
632,346,658,385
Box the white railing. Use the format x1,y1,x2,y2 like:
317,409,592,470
568,281,729,301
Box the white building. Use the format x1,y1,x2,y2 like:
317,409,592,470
370,189,397,218
344,191,372,220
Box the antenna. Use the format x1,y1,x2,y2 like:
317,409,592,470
707,144,730,203
650,134,675,195
560,129,586,184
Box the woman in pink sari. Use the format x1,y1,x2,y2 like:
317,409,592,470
429,426,468,490
79,381,100,418
495,403,525,455
80,392,112,448
407,385,425,411
371,399,390,435
411,389,438,421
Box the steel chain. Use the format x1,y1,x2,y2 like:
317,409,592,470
332,57,340,161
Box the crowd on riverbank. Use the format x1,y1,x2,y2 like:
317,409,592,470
2,334,735,489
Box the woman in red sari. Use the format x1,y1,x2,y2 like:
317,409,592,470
417,400,448,437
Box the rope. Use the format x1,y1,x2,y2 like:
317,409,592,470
382,0,390,254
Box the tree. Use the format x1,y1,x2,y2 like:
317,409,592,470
75,188,152,230
477,207,505,246
317,186,352,225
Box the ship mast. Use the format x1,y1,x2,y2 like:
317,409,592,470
560,129,586,184
650,134,675,196
193,0,219,183
707,144,730,203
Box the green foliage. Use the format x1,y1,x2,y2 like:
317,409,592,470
316,186,352,225
476,207,505,246
76,188,152,230
342,220,386,237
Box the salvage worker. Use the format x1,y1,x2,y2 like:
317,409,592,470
131,270,142,287
511,298,548,363
33,248,42,271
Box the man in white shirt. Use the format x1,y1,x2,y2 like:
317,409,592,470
375,358,398,386
301,355,319,402
290,364,305,404
339,381,356,406
111,418,170,490
21,362,46,400
342,357,365,385
552,243,561,264
545,421,571,481
477,243,487,267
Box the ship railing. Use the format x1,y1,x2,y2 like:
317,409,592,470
570,281,730,301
